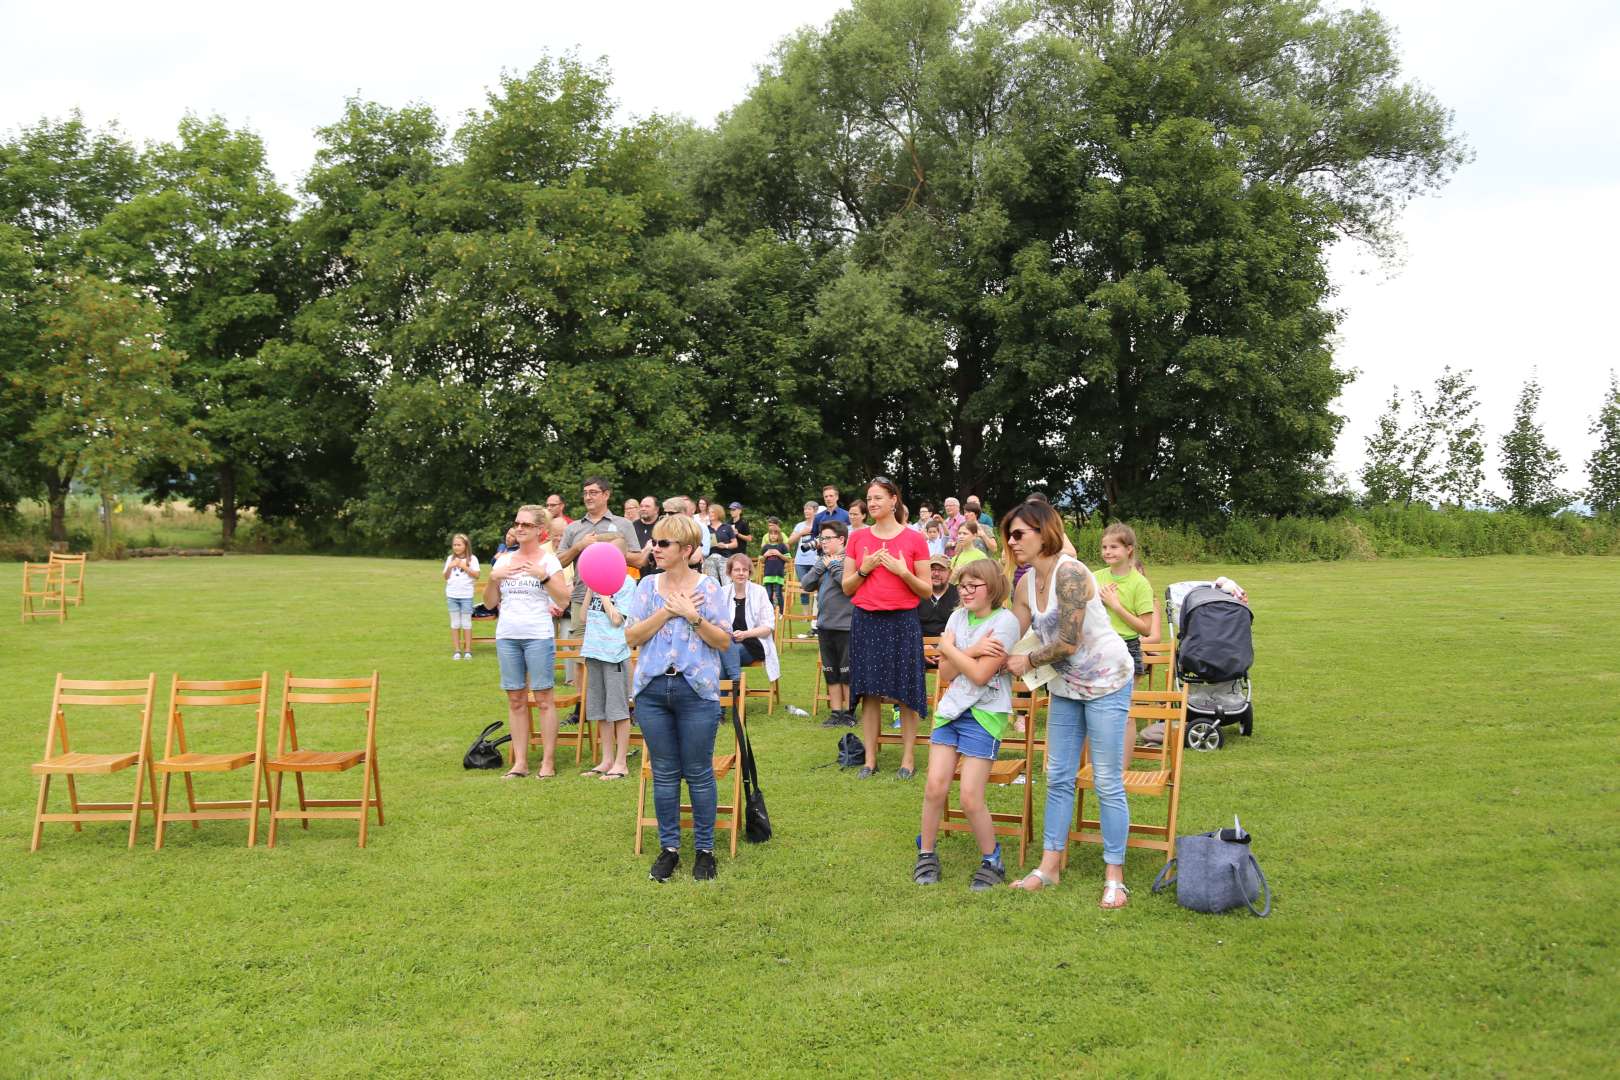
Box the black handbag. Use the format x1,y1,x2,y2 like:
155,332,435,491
731,708,772,843
463,721,512,770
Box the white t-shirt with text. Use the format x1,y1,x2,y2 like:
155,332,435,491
494,550,564,640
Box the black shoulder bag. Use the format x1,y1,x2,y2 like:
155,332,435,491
731,708,772,843
463,721,512,770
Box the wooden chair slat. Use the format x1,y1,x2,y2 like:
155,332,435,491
56,694,151,707
174,679,266,691
172,693,265,707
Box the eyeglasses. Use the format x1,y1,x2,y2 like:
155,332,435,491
511,521,539,530
957,581,987,592
1006,527,1033,543
818,535,840,542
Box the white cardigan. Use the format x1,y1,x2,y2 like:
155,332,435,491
725,580,780,683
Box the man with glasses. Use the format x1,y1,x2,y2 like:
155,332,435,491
918,554,959,640
557,478,638,681
546,495,573,531
799,520,856,727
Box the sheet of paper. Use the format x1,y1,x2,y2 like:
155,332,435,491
1011,629,1058,691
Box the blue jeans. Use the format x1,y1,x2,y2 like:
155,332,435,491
1041,682,1132,863
635,674,721,851
718,642,764,682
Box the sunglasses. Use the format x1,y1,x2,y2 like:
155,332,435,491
1006,527,1034,543
511,520,539,529
650,538,680,549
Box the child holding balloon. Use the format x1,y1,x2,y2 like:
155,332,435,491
578,542,636,779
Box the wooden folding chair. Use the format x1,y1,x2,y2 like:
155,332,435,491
1067,688,1188,866
153,673,270,849
634,675,747,857
780,583,816,648
469,610,498,651
21,561,67,624
527,639,592,764
49,551,87,607
266,672,383,847
809,657,832,716
29,675,158,851
1138,639,1175,691
742,656,780,716
921,635,943,705
931,713,1036,868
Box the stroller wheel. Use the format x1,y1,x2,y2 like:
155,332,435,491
1238,707,1254,737
1186,719,1223,752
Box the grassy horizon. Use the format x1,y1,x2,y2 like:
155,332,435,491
2,554,1617,1077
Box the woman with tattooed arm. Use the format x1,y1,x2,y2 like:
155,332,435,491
1001,500,1136,908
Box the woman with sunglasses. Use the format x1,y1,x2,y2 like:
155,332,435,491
1000,499,1135,907
483,505,571,779
624,514,734,882
842,477,932,779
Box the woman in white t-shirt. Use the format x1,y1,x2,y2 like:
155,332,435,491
482,505,570,779
442,533,481,659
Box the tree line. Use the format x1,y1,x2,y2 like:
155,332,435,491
2,0,1476,554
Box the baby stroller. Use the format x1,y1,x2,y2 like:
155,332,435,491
1165,579,1254,752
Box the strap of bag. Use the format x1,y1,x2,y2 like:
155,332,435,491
490,734,512,749
476,720,503,742
1151,858,1177,894
731,709,760,794
1234,852,1272,917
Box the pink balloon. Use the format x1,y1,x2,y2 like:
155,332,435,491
577,541,628,595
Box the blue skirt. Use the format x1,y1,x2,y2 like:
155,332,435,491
850,606,927,716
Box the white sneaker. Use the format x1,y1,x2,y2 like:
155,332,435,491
453,652,463,660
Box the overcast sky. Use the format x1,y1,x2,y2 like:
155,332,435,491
4,0,1616,494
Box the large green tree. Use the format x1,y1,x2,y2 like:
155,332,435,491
695,0,1465,518
93,116,298,543
0,113,144,539
13,274,206,546
1497,375,1568,516
1586,373,1620,516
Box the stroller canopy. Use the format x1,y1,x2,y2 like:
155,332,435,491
1177,586,1254,684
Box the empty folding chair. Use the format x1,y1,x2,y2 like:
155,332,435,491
266,672,384,847
153,673,271,849
29,675,158,850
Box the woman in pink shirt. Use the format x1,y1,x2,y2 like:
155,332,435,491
842,477,932,779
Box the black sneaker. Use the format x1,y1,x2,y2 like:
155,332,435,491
693,850,717,881
820,712,844,728
649,848,680,882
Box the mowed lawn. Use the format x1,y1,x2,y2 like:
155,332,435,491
2,554,1616,1078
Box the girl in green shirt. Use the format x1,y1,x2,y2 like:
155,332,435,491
1097,523,1157,677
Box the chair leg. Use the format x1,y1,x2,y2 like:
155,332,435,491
294,772,309,830
633,768,648,855
247,763,264,848
268,772,283,847
127,763,146,848
154,772,173,850
368,754,384,826
183,772,201,831
357,756,373,849
31,775,50,852
65,774,83,832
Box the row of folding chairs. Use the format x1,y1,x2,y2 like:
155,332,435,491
28,671,382,851
20,553,86,624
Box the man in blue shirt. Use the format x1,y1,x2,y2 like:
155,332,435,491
812,484,851,535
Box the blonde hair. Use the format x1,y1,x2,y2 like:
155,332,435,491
1102,521,1145,573
516,505,552,537
450,532,471,555
653,513,702,552
955,558,1009,609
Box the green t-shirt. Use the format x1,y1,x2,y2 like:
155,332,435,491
950,545,991,577
932,610,1014,740
1097,566,1153,640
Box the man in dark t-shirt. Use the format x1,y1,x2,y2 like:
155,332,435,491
918,555,960,639
633,496,660,577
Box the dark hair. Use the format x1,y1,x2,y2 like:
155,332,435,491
582,475,611,494
1000,499,1066,559
866,477,908,525
819,520,849,540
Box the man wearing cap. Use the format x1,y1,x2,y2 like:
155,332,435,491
917,554,960,640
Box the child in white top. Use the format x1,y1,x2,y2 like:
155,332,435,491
442,533,481,659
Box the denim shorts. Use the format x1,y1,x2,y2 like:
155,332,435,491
930,711,1001,761
447,595,473,624
496,638,556,692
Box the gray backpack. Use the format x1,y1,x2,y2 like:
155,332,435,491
1152,820,1271,917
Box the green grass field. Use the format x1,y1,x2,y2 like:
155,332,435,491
3,555,1616,1077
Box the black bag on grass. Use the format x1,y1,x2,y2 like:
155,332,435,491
463,721,512,770
1152,821,1271,917
732,711,772,843
836,733,866,768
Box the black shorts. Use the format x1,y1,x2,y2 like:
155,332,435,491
819,628,851,685
1124,635,1143,677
